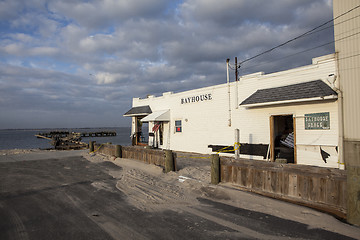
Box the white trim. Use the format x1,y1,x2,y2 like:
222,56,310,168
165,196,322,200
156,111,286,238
123,113,149,117
241,95,338,108
141,110,170,122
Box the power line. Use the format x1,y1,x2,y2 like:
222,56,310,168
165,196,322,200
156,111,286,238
281,14,360,43
239,4,360,65
240,52,360,80
338,52,360,62
237,14,360,72
241,42,333,73
241,30,360,73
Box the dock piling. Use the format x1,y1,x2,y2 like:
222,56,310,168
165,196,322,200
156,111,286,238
89,141,94,152
164,150,175,173
115,145,122,158
211,154,220,184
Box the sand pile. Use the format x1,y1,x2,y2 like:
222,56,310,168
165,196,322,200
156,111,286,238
82,151,359,238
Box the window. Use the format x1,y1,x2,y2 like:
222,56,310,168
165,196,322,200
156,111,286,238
175,120,182,132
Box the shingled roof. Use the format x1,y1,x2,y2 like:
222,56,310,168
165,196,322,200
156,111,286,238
240,80,337,107
123,105,152,117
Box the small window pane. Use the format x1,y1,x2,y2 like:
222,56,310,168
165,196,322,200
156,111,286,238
175,120,182,132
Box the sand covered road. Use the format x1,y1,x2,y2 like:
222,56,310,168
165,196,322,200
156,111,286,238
0,149,359,239
83,152,360,239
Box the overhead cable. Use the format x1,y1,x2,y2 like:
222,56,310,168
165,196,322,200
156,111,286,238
239,4,360,65
241,30,360,73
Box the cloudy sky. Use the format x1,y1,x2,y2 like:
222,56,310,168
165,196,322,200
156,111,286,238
0,0,335,129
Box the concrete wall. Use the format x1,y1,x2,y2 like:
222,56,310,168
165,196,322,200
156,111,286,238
132,54,339,168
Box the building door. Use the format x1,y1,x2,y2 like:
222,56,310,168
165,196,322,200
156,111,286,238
270,115,296,163
133,117,148,146
152,122,163,148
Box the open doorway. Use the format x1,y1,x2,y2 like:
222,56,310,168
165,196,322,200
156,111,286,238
150,122,164,148
270,115,296,163
133,117,149,146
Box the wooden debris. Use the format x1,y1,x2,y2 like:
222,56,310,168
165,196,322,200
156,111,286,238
35,131,116,150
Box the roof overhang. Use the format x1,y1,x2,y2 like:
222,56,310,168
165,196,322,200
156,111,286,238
141,110,170,122
240,80,338,108
123,105,152,117
241,95,338,108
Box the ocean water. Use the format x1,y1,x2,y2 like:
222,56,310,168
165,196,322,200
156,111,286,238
0,127,131,150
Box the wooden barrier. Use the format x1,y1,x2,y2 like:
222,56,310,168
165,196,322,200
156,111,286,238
122,146,168,168
93,143,116,156
220,157,347,219
92,144,170,169
89,141,94,152
211,154,220,184
90,144,345,218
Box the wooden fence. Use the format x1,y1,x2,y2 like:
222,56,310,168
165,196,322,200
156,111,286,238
121,146,166,167
220,157,347,219
92,143,167,168
93,143,116,156
90,143,346,219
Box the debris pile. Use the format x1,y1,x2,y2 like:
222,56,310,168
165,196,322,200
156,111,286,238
35,130,116,150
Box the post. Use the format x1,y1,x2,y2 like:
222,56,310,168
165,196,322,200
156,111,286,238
235,57,238,81
89,141,94,152
211,154,220,184
235,57,239,109
235,129,240,160
115,145,122,158
226,58,231,127
164,150,175,173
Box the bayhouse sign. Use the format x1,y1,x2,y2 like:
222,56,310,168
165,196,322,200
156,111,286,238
305,112,330,130
181,93,212,104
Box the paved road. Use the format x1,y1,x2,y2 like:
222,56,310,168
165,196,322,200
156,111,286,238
0,151,358,239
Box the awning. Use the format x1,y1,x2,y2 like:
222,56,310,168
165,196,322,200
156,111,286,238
240,80,337,108
141,110,170,122
123,105,152,117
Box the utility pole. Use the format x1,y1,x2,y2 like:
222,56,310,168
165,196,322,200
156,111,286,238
235,57,238,81
235,57,239,109
226,59,231,127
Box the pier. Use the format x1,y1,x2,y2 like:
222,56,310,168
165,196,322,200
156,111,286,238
36,131,116,139
35,130,117,150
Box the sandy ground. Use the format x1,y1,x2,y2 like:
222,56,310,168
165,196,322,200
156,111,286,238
1,148,359,239
0,148,48,155
81,151,360,239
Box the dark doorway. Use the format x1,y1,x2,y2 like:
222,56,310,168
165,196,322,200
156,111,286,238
133,117,148,146
270,115,295,163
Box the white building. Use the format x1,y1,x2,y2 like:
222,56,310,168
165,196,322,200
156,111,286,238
333,0,360,225
124,54,341,169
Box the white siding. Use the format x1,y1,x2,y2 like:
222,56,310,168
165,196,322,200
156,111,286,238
131,54,339,168
297,145,339,168
334,0,360,140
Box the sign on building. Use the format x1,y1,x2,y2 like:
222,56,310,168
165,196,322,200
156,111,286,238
181,93,212,104
305,112,330,130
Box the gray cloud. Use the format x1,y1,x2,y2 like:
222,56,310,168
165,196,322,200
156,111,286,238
0,0,335,128
49,0,170,29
